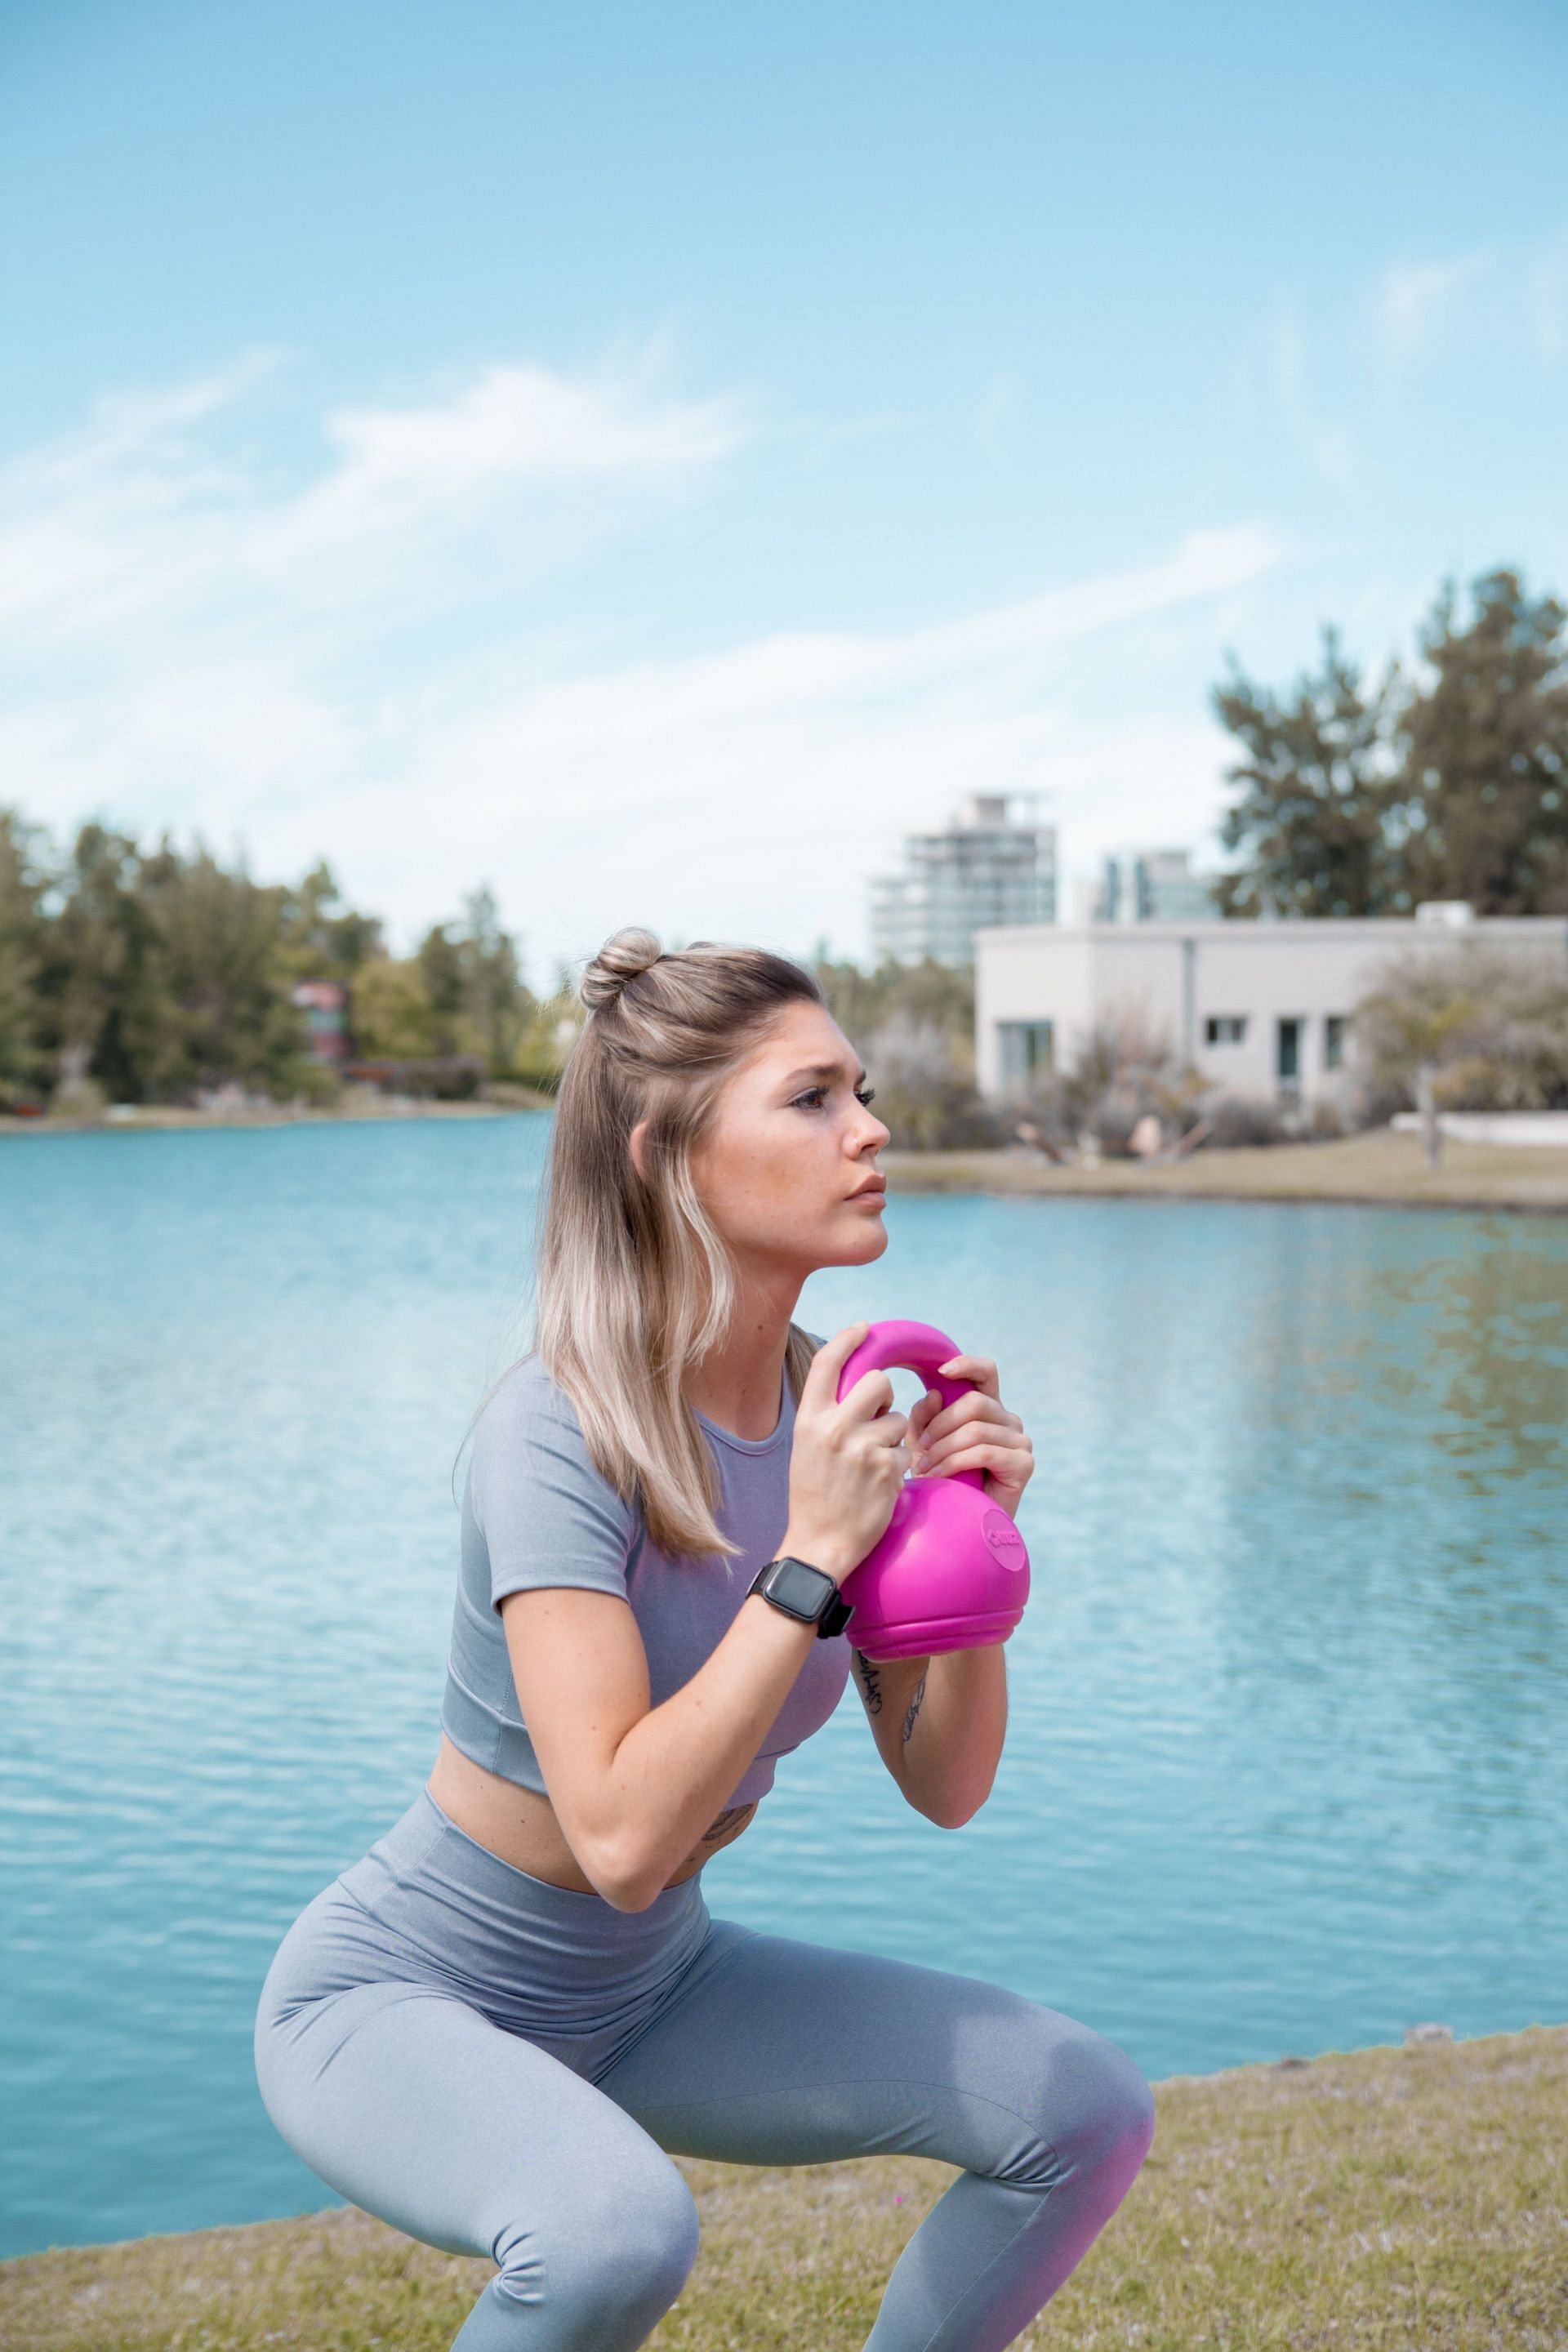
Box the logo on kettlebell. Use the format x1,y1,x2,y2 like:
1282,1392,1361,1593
981,1509,1026,1567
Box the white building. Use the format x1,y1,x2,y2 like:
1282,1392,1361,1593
975,906,1568,1102
871,794,1056,968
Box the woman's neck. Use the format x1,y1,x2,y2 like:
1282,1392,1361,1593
684,1272,801,1441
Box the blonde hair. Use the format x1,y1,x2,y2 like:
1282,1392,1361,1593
535,926,822,1560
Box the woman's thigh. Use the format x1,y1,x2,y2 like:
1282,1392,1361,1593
256,1977,701,2335
595,1925,1152,2187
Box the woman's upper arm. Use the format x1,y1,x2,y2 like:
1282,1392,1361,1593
469,1367,647,1894
499,1587,652,1897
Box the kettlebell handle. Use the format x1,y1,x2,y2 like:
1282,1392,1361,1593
835,1319,986,1493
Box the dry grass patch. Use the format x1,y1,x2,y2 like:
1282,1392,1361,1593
2,2028,1563,2352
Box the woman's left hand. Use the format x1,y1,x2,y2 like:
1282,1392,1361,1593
907,1356,1035,1521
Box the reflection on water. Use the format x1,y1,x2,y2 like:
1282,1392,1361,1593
2,1125,1565,2256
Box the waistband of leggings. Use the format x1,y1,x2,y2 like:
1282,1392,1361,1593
345,1784,709,1943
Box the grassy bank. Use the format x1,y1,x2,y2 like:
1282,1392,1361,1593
884,1128,1568,1214
3,2026,1563,2351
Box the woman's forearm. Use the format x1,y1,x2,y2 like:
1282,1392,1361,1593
599,1590,822,1907
900,1643,1008,1828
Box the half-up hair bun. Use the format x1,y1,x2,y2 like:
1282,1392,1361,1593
581,925,663,1012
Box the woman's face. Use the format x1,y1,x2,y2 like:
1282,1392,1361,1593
688,1000,891,1280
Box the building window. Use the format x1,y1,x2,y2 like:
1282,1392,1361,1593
1204,1015,1247,1045
1324,1014,1348,1070
1276,1018,1302,1089
998,1020,1054,1087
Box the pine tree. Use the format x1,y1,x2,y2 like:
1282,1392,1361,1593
1211,627,1406,917
1401,569,1568,912
0,812,49,1095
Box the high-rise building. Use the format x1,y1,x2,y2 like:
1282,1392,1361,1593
1093,846,1218,924
870,795,1057,968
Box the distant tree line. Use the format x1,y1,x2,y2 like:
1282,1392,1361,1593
1214,567,1568,919
0,813,564,1111
7,560,1565,1133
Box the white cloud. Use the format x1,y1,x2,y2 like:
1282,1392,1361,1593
1372,253,1489,361
0,352,1285,972
1264,298,1356,488
272,357,750,564
0,344,751,645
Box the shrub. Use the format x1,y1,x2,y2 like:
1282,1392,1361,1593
859,1009,1001,1150
1355,940,1568,1111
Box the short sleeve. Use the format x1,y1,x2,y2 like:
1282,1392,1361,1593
466,1360,637,1612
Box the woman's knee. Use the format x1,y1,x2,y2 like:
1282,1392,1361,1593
493,2149,700,2331
1001,2015,1156,2193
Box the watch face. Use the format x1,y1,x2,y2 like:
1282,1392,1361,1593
770,1556,831,1618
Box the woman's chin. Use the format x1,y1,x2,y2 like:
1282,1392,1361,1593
817,1214,889,1270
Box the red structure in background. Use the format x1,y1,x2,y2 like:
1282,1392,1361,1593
291,980,349,1066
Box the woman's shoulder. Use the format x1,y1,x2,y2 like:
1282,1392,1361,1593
465,1356,639,1588
469,1356,629,1512
474,1351,577,1438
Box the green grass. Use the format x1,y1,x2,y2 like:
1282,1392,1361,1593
4,2028,1564,2350
884,1129,1568,1213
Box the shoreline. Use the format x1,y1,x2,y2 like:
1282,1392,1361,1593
10,1109,1568,1215
3,2024,1562,2349
0,1095,544,1137
883,1129,1568,1214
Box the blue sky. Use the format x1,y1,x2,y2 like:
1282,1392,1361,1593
2,0,1566,973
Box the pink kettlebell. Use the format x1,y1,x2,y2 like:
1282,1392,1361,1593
834,1319,1031,1662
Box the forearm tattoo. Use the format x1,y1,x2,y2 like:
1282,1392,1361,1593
855,1650,884,1715
902,1673,927,1746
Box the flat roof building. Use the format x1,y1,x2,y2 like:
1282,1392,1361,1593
976,907,1568,1103
871,794,1056,969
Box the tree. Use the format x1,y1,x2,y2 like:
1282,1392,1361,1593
1401,569,1568,913
278,862,384,982
349,958,440,1061
813,956,973,1054
1354,938,1568,1165
0,812,50,1095
33,823,172,1102
455,886,528,1071
1212,627,1406,917
138,846,310,1094
411,888,530,1071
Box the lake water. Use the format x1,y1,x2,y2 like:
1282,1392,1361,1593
2,1116,1566,2260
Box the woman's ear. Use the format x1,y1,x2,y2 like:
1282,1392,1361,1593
628,1118,651,1183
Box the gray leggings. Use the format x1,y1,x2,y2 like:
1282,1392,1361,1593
254,1790,1154,2352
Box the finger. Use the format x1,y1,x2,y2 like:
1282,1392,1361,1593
924,1435,1033,1480
906,1388,942,1444
938,1354,1000,1398
917,1394,1014,1450
865,1409,910,1448
805,1323,870,1399
840,1365,897,1423
937,1446,1022,1486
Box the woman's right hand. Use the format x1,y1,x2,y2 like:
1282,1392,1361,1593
780,1323,911,1584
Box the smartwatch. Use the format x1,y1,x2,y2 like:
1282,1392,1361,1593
748,1555,853,1639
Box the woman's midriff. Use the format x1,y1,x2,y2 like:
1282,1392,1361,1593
425,1731,757,1894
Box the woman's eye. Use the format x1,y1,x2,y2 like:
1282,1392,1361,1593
791,1086,828,1110
855,1086,877,1108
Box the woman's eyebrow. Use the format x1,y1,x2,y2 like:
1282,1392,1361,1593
782,1062,867,1088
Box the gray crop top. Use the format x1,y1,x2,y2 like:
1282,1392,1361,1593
441,1352,852,1811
